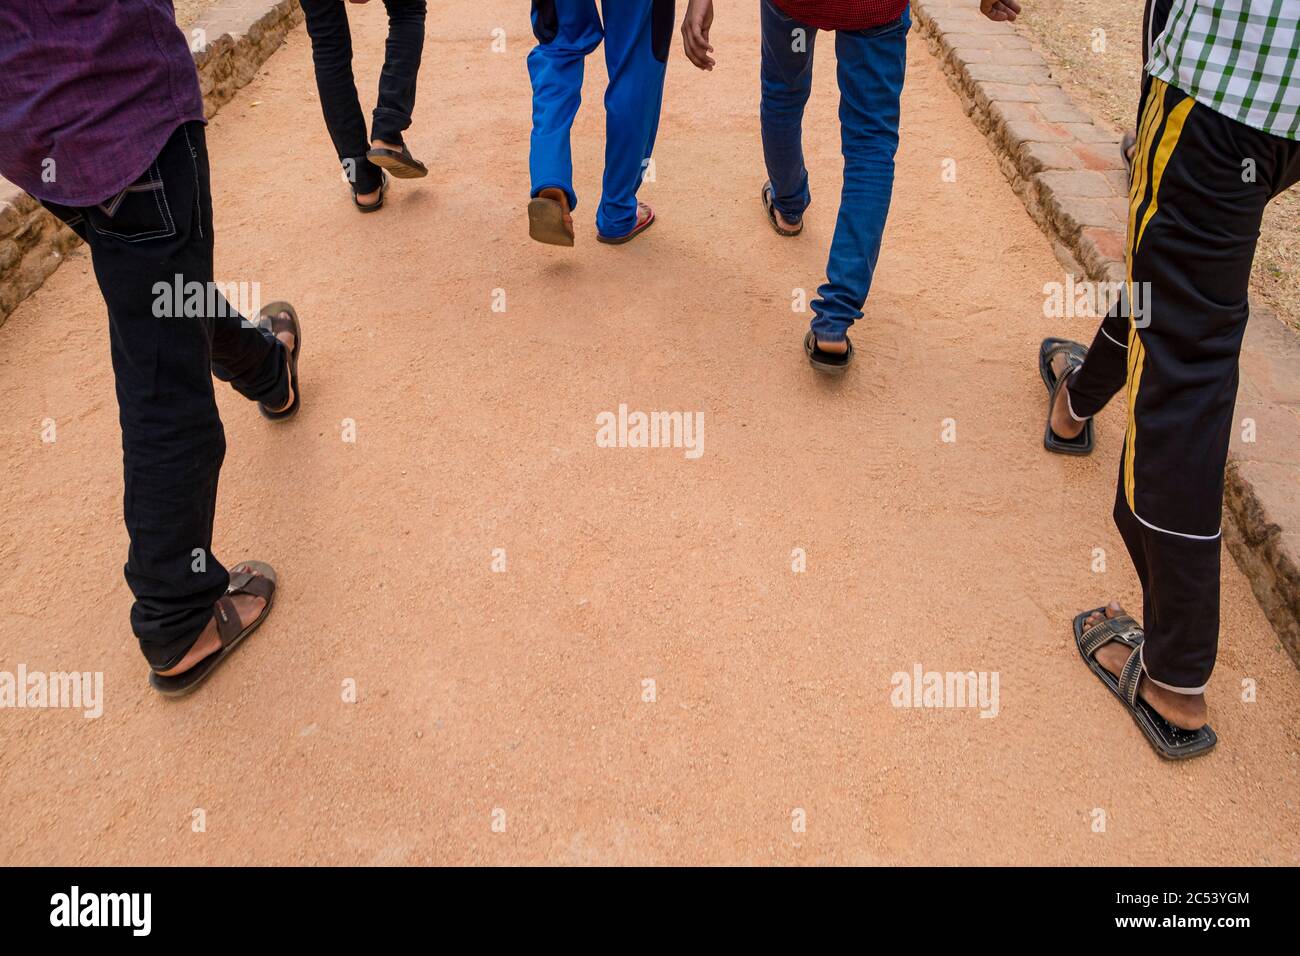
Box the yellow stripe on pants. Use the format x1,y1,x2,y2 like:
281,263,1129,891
1124,80,1195,511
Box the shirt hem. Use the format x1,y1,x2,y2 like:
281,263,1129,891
16,113,206,208
1147,65,1298,143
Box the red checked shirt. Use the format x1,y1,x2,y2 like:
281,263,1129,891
773,0,910,31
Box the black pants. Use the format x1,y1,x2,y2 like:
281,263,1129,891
301,0,427,195
1066,78,1300,692
42,122,289,669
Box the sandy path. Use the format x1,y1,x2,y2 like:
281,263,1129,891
1,2,1297,866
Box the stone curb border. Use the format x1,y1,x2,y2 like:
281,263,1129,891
0,0,303,328
909,0,1300,668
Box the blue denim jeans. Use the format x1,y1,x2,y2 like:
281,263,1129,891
760,0,908,342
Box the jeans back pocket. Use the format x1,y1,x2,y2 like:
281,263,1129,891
86,161,176,243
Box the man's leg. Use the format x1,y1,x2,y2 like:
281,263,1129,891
301,0,384,196
528,0,603,214
596,0,673,238
1090,78,1300,720
372,0,427,148
1053,305,1131,432
759,0,817,228
41,123,271,670
807,10,908,347
188,122,292,410
1052,50,1166,439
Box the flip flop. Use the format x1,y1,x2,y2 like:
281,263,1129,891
1039,337,1093,455
366,145,427,179
804,330,853,374
597,203,655,245
257,301,302,421
353,170,388,213
1074,607,1217,760
149,561,278,698
762,181,802,237
528,193,575,247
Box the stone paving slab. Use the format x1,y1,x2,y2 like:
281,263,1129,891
0,0,303,329
910,0,1300,668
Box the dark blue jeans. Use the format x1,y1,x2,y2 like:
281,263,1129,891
760,0,908,342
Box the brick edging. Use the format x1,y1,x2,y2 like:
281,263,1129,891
0,0,303,328
909,0,1300,669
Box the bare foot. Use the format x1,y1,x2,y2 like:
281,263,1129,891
1085,602,1208,730
1049,350,1085,440
154,567,270,676
355,185,383,207
267,320,295,414
816,338,848,355
371,138,404,154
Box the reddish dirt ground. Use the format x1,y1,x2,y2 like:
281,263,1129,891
1,3,1298,865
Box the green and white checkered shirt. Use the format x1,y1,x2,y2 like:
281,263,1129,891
1148,0,1300,140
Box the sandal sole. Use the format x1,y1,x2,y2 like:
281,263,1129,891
528,197,575,247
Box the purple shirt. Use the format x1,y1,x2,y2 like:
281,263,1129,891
0,1,206,206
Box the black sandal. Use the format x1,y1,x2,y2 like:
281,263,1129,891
1039,337,1093,455
149,561,278,698
353,170,388,213
366,145,427,179
804,330,853,374
257,301,302,421
762,181,802,237
1074,608,1217,760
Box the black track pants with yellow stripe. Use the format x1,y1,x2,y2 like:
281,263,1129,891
1066,77,1300,693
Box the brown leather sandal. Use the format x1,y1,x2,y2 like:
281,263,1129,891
366,144,428,179
256,301,301,421
528,189,575,247
148,561,278,698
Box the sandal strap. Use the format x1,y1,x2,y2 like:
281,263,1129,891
1079,614,1142,658
1045,341,1087,371
212,595,244,647
228,566,274,601
258,310,295,338
1050,359,1084,405
1117,643,1144,706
